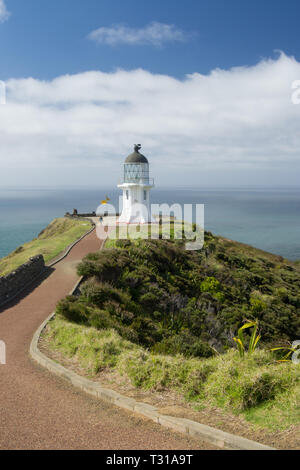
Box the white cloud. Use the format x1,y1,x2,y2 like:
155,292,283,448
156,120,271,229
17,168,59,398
88,22,188,47
0,0,10,23
1,53,300,187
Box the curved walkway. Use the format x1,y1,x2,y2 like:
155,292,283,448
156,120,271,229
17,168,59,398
0,230,212,450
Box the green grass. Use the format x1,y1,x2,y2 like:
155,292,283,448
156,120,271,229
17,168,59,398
0,217,92,276
104,219,199,248
43,315,300,431
43,316,137,375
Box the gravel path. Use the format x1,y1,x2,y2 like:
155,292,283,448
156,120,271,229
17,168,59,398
0,230,214,450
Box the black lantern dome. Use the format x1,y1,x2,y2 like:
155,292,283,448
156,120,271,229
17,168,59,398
124,145,149,183
125,144,148,164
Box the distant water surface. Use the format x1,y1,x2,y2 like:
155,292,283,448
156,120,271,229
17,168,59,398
0,187,300,260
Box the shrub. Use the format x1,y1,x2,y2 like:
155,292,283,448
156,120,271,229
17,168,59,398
250,297,267,314
153,332,214,358
139,292,162,312
56,296,89,324
77,249,131,282
89,309,116,330
130,317,160,347
81,280,129,307
200,277,221,294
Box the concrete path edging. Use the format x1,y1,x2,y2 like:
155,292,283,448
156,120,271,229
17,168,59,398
30,276,276,451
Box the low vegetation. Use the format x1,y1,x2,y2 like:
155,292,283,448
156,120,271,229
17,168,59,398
0,217,92,275
59,235,300,354
43,317,300,431
42,232,300,430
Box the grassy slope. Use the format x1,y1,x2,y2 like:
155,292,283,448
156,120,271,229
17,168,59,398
42,231,300,431
43,317,300,431
0,217,92,276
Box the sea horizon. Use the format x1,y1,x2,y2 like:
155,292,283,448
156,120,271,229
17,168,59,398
1,186,300,262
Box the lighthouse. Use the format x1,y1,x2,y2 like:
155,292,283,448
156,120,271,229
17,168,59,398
118,145,155,224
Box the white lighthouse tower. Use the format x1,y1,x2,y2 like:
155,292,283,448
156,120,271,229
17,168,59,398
118,144,155,224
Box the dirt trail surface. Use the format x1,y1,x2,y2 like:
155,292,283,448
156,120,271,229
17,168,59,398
0,230,214,450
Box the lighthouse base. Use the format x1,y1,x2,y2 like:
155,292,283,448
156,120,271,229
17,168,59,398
117,182,155,225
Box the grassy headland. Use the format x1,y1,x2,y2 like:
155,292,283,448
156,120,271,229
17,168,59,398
0,217,92,276
42,233,300,433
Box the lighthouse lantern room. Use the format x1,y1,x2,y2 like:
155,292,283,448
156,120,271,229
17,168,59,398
118,145,155,224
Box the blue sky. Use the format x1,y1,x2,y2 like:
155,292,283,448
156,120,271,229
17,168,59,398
1,0,300,188
1,0,300,79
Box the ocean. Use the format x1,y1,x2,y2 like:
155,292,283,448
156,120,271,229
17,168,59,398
1,187,300,261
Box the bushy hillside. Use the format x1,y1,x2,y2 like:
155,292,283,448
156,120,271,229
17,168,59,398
57,233,300,356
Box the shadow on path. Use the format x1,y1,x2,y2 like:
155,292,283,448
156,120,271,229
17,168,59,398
0,266,55,314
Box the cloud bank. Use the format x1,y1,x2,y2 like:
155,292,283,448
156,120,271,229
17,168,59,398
1,53,300,187
0,0,9,23
88,22,187,47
